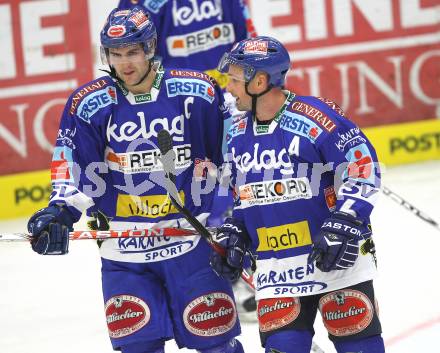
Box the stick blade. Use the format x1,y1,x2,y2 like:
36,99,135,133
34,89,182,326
157,129,173,155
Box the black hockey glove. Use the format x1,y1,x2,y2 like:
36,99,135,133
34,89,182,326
210,218,250,282
308,211,371,272
27,205,74,255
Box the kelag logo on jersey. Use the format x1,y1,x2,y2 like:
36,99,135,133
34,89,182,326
166,78,215,103
239,177,312,208
166,23,235,57
76,86,117,123
279,111,322,143
107,97,194,143
343,143,375,184
231,136,300,174
256,221,312,252
172,0,222,26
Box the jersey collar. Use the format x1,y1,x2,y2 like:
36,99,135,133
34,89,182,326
117,59,165,105
252,90,296,136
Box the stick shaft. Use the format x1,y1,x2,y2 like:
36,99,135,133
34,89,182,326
382,186,440,231
0,227,212,242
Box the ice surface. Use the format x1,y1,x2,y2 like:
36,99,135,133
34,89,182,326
1,160,439,352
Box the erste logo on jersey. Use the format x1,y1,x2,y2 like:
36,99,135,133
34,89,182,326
167,23,235,57
69,79,108,115
166,78,215,103
239,177,312,209
226,117,247,144
256,221,312,252
106,145,191,174
105,295,150,338
77,86,117,123
343,143,375,184
279,111,322,142
319,290,374,336
183,292,237,337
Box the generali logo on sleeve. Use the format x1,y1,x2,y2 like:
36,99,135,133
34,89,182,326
0,0,94,175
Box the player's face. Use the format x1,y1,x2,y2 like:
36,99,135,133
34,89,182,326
225,65,252,111
108,44,149,87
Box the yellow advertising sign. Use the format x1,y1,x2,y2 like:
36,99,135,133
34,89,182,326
364,119,440,166
0,169,51,220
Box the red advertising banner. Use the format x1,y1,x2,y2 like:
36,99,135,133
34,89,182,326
0,0,93,175
249,0,440,127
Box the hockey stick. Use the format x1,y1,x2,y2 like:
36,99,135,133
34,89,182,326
0,227,215,242
382,186,440,232
157,129,254,288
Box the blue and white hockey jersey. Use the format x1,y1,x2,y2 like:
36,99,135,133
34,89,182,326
118,0,253,86
49,62,227,262
225,91,381,299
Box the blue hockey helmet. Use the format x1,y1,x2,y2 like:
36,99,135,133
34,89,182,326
217,36,291,87
100,6,157,63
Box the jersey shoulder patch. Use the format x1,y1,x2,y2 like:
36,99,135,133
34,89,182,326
69,76,116,123
226,114,248,144
165,69,216,103
289,96,337,133
317,96,347,117
142,0,168,14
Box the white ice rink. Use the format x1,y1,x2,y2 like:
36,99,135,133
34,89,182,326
1,160,440,353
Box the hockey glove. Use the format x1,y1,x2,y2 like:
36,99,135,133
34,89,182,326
27,205,74,255
210,218,250,282
308,211,371,272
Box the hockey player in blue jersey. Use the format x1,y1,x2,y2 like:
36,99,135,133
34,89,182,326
117,0,259,319
117,0,255,89
27,7,245,353
210,36,386,352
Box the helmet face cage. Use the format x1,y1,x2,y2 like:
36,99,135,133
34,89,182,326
100,38,156,66
100,7,157,66
217,52,256,82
